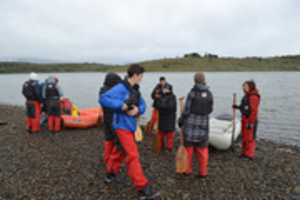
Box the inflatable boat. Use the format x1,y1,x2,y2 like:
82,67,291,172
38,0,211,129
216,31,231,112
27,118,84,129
62,107,103,129
209,114,241,150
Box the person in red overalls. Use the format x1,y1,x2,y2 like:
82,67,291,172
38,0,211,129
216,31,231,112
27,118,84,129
22,72,42,133
43,76,63,133
233,80,261,160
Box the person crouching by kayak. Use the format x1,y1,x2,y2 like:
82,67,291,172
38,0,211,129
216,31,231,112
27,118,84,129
98,73,122,172
233,80,260,160
178,72,213,177
100,64,160,200
155,88,177,152
43,76,63,133
147,77,173,134
22,72,42,133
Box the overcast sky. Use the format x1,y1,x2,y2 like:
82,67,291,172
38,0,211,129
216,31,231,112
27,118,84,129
1,0,300,64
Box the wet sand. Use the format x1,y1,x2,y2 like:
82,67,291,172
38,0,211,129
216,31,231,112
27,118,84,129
0,105,299,200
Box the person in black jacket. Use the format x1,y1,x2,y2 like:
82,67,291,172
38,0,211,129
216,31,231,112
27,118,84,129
99,73,122,172
22,72,42,133
147,77,173,134
156,89,177,152
42,76,63,133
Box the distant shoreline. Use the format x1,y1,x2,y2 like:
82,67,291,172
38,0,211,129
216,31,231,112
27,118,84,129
1,55,300,73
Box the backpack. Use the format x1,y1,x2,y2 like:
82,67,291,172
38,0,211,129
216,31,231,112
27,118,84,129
45,82,59,99
22,80,37,100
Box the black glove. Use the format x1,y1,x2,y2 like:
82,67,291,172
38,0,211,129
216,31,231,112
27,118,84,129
232,105,240,109
178,116,184,128
246,123,253,130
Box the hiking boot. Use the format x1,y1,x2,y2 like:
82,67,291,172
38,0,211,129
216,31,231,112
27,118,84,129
239,154,254,161
138,185,160,200
104,173,116,184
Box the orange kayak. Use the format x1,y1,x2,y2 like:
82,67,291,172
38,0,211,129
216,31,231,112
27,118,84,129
62,107,103,129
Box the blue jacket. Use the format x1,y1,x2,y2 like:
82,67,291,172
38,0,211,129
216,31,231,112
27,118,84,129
99,82,146,133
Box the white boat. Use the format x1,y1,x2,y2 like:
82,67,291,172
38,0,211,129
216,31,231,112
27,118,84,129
209,114,241,150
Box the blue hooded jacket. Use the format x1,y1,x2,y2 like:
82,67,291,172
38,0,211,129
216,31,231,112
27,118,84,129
99,82,146,133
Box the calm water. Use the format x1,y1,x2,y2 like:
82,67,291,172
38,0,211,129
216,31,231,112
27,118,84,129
1,72,300,146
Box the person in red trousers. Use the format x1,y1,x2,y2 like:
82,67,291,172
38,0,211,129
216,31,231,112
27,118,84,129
147,77,173,134
155,89,177,152
98,73,122,168
178,72,213,177
43,76,63,133
22,72,42,133
100,65,159,200
233,80,261,160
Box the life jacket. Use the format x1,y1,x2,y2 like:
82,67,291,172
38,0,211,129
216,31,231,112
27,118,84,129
240,90,260,117
22,80,39,101
190,84,213,115
45,82,59,99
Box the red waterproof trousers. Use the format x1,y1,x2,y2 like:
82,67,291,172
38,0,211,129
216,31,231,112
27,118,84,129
185,146,209,176
241,120,256,158
147,108,158,133
48,116,61,132
157,130,175,151
103,140,115,164
241,91,260,158
106,129,148,190
26,101,41,133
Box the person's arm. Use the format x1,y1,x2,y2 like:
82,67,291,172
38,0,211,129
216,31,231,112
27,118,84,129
208,90,214,114
34,82,42,101
57,85,63,98
42,83,46,99
151,85,159,100
182,92,192,118
100,84,125,111
138,97,146,115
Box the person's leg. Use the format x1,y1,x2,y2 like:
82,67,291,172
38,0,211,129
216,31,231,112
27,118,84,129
157,130,164,152
26,117,32,132
195,147,209,177
106,144,126,174
103,140,114,164
115,129,148,190
166,131,175,151
244,128,256,159
48,115,54,132
31,102,41,133
241,122,247,156
185,146,194,175
54,116,61,132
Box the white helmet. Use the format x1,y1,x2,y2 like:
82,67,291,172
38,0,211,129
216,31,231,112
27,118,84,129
29,72,38,81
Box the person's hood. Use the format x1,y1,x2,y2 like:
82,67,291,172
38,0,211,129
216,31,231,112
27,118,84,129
193,83,209,91
247,89,260,98
104,73,122,88
46,76,57,84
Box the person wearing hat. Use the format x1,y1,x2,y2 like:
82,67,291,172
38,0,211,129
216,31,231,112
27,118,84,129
22,72,42,133
178,72,213,177
42,76,64,133
147,77,173,134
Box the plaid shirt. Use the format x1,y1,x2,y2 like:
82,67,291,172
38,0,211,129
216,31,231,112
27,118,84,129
181,84,213,146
